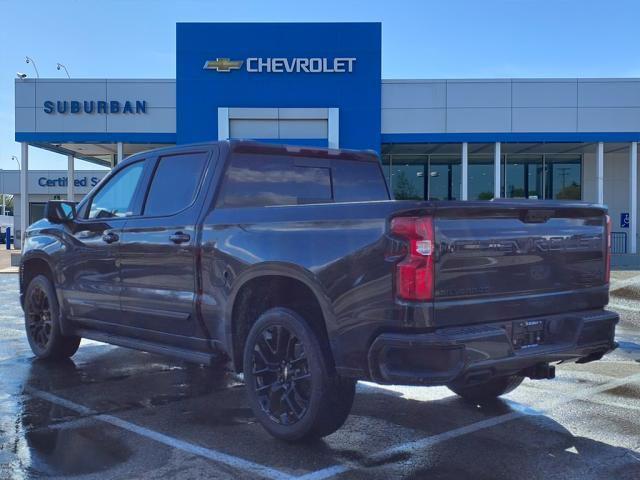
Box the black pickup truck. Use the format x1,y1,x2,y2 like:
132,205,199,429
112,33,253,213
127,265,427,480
20,140,618,441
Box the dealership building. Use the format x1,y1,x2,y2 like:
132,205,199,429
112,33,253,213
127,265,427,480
12,22,640,255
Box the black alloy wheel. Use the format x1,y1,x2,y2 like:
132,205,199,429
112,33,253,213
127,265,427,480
24,274,81,360
26,284,53,350
252,324,311,425
243,307,356,441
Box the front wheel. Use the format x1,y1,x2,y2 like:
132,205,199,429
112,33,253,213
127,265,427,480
243,307,356,441
448,375,524,402
24,275,81,360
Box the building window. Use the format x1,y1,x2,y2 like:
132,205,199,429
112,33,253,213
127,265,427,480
29,202,47,224
503,154,581,200
545,155,582,200
381,144,582,202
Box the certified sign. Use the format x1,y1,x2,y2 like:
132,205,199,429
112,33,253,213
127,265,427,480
204,57,356,73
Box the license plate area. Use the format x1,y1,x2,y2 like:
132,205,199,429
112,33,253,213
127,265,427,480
512,319,545,349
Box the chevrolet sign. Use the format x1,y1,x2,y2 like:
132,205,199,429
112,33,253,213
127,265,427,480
204,57,356,73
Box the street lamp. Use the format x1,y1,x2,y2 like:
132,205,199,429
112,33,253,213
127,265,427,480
56,63,70,78
11,156,20,169
25,56,39,78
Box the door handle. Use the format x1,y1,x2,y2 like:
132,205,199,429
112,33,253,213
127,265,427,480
169,232,191,244
102,232,119,244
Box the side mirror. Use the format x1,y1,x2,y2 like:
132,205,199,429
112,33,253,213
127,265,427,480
45,201,77,224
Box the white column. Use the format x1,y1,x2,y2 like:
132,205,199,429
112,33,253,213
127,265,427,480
328,108,339,149
597,142,604,205
116,142,124,165
494,142,501,199
20,143,28,250
1,170,5,215
217,108,230,140
461,142,468,200
630,141,638,254
67,155,75,201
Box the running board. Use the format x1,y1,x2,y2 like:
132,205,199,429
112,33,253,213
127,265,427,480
75,328,219,366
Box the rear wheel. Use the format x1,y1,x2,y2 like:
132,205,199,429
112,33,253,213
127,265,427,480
243,307,356,441
448,375,524,402
24,275,81,360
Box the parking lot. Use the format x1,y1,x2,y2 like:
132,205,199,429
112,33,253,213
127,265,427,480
0,273,638,480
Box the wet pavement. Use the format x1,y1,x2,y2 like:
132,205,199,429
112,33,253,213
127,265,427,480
0,273,639,479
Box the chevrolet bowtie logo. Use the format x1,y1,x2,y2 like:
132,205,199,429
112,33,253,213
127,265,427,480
203,58,244,72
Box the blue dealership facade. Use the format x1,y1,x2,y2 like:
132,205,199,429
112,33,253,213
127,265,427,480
12,22,640,255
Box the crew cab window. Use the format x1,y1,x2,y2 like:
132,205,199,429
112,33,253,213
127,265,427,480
144,152,209,216
218,154,332,207
87,162,145,219
332,160,390,202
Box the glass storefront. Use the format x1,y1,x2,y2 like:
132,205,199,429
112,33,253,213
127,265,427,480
382,144,582,202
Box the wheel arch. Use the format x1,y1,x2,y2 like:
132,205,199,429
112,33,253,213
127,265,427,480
20,252,56,298
225,262,336,373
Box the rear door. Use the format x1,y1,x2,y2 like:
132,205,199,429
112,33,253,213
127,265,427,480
118,147,216,341
432,201,609,326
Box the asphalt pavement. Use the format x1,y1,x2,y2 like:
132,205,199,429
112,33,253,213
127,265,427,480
0,272,638,479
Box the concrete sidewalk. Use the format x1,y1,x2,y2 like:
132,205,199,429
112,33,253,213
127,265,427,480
0,250,19,273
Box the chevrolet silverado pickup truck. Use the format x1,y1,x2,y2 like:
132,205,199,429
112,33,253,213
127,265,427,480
20,140,618,441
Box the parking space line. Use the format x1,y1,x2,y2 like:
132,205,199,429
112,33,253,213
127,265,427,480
24,386,294,480
609,302,639,312
303,372,640,479
23,373,640,480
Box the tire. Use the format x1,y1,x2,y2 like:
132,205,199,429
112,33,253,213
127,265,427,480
449,375,524,402
24,275,81,360
243,307,356,442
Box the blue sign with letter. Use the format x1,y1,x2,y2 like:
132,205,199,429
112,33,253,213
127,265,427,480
176,22,381,151
621,212,630,228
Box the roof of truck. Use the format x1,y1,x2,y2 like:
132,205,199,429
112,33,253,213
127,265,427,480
122,139,380,166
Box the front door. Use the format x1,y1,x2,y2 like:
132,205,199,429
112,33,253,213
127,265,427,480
118,148,216,341
62,160,147,325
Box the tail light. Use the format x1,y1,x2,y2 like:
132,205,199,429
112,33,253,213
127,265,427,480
604,214,611,283
390,216,435,301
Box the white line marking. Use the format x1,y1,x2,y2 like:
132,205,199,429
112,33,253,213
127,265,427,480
610,273,640,289
25,386,293,480
609,302,639,312
308,372,640,478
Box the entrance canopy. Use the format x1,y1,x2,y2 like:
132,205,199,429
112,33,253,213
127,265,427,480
32,142,174,167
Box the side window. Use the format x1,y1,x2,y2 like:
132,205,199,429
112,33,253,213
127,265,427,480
218,154,332,207
144,152,209,216
333,160,390,202
87,162,145,219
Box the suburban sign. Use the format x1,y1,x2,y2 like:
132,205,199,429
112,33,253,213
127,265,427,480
203,57,356,73
43,100,148,114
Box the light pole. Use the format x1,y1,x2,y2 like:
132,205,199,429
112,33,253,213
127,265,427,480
11,156,20,169
1,169,4,216
25,56,39,78
56,63,70,78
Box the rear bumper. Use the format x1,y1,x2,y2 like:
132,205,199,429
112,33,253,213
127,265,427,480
367,309,619,385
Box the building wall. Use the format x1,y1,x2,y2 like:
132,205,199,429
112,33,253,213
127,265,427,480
15,79,176,141
583,150,639,249
381,79,640,135
2,170,108,249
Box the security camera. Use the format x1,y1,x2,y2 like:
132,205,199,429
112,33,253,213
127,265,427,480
16,72,27,79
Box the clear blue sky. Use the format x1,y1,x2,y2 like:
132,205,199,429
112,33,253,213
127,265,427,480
1,0,638,171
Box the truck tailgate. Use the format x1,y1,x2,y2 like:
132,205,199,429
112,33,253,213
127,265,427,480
433,201,609,327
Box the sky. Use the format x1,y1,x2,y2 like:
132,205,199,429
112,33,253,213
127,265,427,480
1,0,639,171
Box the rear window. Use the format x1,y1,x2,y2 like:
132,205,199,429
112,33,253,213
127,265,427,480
218,154,332,208
332,160,389,202
144,152,209,216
